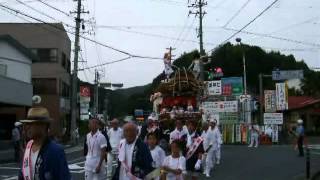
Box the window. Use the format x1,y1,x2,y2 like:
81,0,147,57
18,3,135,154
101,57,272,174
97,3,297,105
31,49,58,62
0,64,7,76
62,53,66,68
32,78,57,94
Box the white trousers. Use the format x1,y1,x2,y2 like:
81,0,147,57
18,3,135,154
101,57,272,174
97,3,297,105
203,147,216,174
249,133,259,147
85,170,106,180
215,146,221,162
107,151,118,177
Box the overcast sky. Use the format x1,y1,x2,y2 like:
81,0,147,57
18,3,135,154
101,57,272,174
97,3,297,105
0,0,319,88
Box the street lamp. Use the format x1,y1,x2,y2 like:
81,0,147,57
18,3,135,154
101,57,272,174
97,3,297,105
236,38,247,95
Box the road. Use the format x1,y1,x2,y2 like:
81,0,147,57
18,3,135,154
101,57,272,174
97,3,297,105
0,145,319,180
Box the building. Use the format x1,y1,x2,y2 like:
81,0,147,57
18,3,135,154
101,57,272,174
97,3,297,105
0,23,72,136
285,96,320,134
0,35,37,140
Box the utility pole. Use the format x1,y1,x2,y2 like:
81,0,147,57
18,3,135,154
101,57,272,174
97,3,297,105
189,0,207,81
259,73,272,125
236,38,247,95
166,46,176,61
94,69,100,116
70,0,89,143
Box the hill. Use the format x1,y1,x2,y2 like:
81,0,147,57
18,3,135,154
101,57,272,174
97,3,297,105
105,43,320,118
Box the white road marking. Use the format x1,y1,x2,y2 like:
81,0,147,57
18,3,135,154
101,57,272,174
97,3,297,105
70,169,85,174
2,176,18,180
69,164,83,170
0,167,20,170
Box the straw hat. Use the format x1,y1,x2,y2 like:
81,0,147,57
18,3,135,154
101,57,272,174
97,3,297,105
20,107,51,123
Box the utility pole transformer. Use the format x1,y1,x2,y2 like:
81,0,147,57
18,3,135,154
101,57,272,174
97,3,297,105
189,0,207,81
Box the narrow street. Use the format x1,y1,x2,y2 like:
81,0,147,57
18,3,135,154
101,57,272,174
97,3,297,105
1,145,318,180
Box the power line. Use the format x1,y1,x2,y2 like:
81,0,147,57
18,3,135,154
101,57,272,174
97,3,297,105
220,27,320,48
172,13,194,48
175,16,197,50
96,25,197,29
15,0,56,21
223,0,252,28
220,0,279,45
0,3,164,60
35,0,73,18
0,5,74,40
103,26,216,45
247,16,319,42
14,0,75,29
78,56,132,71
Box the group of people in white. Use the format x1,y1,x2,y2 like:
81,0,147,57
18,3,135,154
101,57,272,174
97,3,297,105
84,116,223,180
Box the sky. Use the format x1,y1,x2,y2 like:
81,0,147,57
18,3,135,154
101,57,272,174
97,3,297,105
0,0,319,88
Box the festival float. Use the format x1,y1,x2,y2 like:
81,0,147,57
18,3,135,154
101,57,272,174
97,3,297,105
149,51,203,131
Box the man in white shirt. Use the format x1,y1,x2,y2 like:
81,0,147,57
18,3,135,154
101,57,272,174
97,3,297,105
113,123,153,180
201,122,218,177
107,119,123,176
170,120,188,144
85,118,108,180
248,124,260,148
210,120,222,165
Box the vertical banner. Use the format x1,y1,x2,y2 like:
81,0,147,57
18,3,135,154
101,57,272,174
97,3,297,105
236,124,241,143
241,125,247,143
276,83,288,111
264,90,276,112
272,125,279,143
207,80,222,95
231,124,235,143
80,86,91,121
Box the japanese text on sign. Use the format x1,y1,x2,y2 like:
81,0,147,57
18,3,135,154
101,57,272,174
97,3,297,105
264,113,283,125
202,101,238,113
207,80,222,95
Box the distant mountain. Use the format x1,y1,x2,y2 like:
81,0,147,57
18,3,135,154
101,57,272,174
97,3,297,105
115,84,151,97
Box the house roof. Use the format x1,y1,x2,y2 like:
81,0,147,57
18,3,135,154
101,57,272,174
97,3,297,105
288,96,320,110
0,35,39,62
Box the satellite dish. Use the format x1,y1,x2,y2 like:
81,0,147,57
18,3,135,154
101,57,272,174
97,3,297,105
32,95,41,104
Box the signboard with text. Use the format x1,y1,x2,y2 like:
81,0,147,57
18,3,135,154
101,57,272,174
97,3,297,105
80,86,91,121
272,70,303,81
207,80,222,95
202,101,238,113
264,90,276,112
221,77,243,96
276,83,288,111
264,113,283,125
219,112,239,124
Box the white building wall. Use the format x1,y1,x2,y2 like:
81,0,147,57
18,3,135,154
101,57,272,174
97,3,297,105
0,41,32,83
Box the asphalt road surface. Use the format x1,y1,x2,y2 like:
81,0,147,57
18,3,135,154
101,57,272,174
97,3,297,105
1,145,319,180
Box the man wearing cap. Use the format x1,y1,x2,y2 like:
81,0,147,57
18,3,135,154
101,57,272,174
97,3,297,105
12,122,22,162
296,119,305,157
18,107,70,180
84,118,108,180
